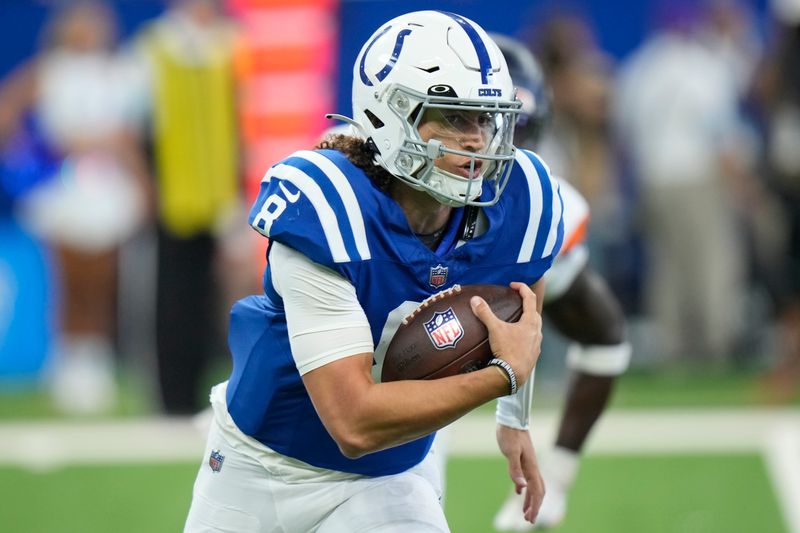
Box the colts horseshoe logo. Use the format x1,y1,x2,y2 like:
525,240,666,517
359,26,413,86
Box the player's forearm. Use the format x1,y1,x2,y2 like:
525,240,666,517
321,366,509,458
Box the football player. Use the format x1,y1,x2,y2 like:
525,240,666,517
184,11,563,532
490,34,632,531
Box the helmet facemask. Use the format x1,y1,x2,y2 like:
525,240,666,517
379,84,520,207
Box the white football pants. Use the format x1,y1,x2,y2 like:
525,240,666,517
184,384,449,533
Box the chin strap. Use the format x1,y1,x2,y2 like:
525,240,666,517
460,205,479,241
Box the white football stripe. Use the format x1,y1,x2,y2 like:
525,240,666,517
271,163,351,263
294,150,371,261
515,151,543,263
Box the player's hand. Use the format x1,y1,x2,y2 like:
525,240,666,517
470,281,542,388
496,424,545,524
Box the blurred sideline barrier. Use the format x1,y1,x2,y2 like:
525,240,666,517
0,215,52,384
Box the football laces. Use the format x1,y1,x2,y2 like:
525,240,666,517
401,284,463,325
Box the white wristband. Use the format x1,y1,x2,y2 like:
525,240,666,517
487,358,518,396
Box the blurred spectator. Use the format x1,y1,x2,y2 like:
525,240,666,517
129,0,247,415
0,0,148,414
701,0,763,96
615,0,754,363
753,0,800,398
528,14,633,301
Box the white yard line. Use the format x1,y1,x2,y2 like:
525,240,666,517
0,417,206,470
2,408,799,530
764,424,800,533
2,408,798,464
448,408,800,455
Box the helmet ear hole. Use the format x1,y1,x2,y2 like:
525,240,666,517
364,109,385,129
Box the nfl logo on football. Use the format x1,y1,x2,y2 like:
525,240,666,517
429,264,448,288
423,308,464,350
209,449,225,473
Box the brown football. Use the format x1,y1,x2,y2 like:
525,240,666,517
381,284,523,382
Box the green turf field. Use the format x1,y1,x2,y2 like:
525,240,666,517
0,463,195,533
0,368,795,531
446,455,787,533
0,453,786,533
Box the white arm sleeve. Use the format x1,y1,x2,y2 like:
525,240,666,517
495,370,535,430
268,241,374,375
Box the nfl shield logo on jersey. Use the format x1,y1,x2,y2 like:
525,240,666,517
424,308,464,350
209,449,225,473
429,264,448,288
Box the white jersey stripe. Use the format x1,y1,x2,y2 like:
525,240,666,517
270,163,351,263
294,151,371,261
261,166,276,183
543,179,563,257
515,151,544,263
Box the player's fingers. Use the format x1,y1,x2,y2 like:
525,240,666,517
510,282,538,326
470,295,501,327
521,458,542,522
523,486,543,524
506,456,527,495
524,490,538,523
522,489,531,520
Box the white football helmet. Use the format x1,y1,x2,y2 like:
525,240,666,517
340,10,521,206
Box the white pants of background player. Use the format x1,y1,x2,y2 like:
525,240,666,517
184,383,449,533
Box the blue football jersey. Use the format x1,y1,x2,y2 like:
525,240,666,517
225,147,563,476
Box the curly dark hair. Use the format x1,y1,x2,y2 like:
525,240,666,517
316,134,394,192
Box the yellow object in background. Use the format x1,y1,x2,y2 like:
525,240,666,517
142,19,239,238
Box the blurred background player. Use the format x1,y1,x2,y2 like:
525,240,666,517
753,0,800,400
489,34,631,531
614,0,750,364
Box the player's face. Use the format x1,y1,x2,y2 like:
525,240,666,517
417,108,498,179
